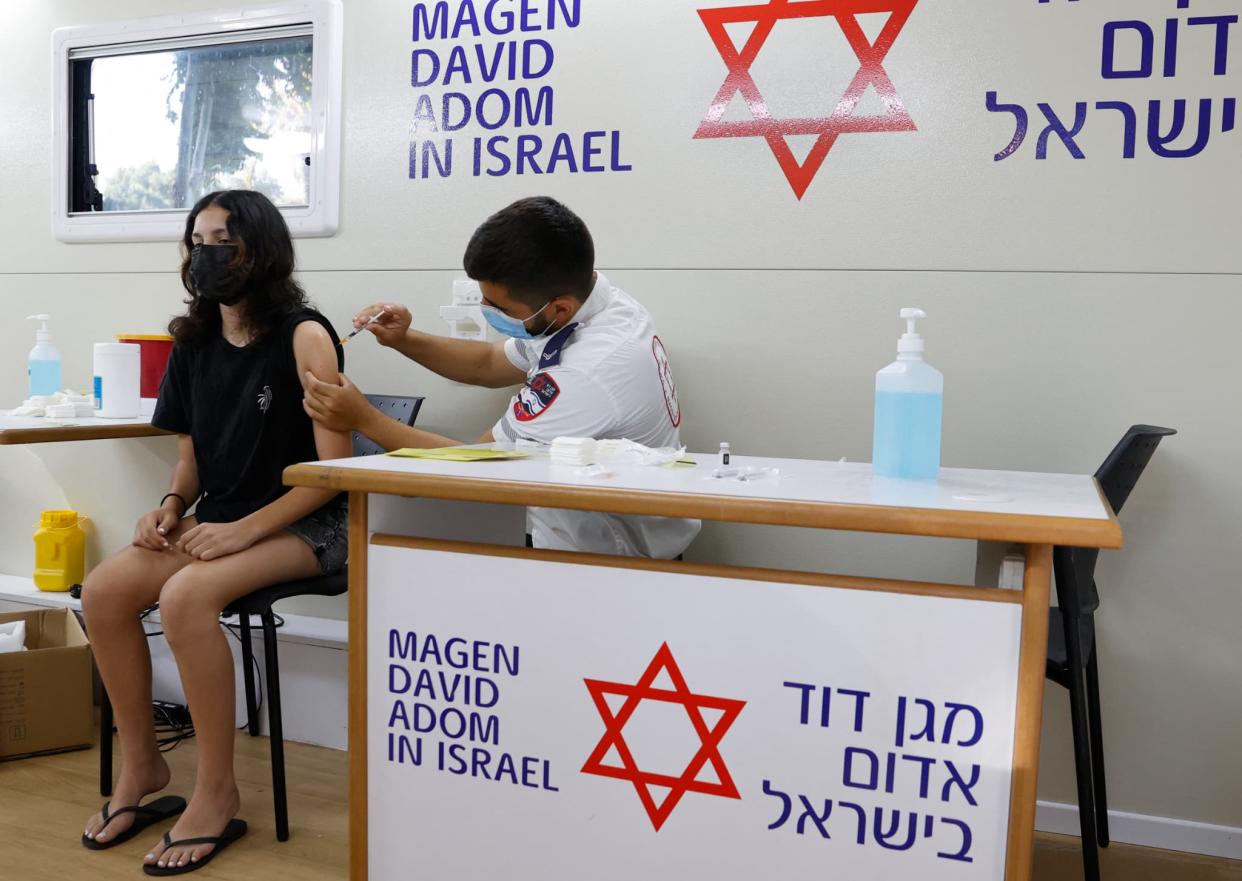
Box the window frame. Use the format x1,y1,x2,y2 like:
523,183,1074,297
51,0,342,243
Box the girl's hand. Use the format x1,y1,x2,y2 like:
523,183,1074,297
176,521,260,561
133,504,181,551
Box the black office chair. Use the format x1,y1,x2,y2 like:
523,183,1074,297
1047,424,1175,881
100,394,424,842
352,395,423,457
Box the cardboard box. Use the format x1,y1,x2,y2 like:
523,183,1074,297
0,608,93,759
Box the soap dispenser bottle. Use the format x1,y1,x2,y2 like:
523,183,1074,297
872,308,943,479
27,314,62,397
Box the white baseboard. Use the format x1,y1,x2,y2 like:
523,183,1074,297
1036,800,1242,861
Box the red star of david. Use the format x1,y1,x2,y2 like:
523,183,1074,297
695,0,919,199
581,643,746,831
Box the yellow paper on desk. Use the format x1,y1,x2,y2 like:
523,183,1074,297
386,447,531,462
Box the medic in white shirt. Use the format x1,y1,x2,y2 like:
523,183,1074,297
302,196,700,559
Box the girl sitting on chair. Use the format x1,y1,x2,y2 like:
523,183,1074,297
80,189,350,876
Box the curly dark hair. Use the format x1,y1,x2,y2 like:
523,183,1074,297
169,190,308,346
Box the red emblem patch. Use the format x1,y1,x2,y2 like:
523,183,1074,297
514,373,560,422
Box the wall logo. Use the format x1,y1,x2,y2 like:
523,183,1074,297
581,643,746,830
695,0,919,199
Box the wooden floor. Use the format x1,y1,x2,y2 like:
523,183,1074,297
1,730,348,881
2,730,1240,880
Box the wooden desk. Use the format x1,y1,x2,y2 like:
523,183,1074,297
0,412,167,445
285,452,1120,881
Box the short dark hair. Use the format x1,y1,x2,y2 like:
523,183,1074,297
463,196,594,307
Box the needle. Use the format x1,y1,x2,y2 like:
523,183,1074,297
338,308,387,347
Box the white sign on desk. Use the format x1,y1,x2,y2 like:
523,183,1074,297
368,543,1022,880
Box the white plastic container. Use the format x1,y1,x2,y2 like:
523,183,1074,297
93,343,141,418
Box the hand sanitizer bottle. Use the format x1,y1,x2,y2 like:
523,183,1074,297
27,314,62,397
872,308,943,479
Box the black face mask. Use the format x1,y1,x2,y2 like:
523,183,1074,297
189,245,247,306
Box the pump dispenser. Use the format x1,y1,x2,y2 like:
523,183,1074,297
26,315,62,397
872,308,943,479
897,308,926,355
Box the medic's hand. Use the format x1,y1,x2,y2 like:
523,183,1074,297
133,504,181,551
353,302,411,348
303,372,370,433
176,520,259,562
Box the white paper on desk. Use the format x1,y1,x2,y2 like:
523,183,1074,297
0,620,27,653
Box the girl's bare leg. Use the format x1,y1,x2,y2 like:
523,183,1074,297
81,518,197,843
145,531,319,870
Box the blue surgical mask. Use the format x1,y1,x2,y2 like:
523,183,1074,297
480,301,553,340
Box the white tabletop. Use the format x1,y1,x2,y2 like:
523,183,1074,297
287,449,1119,547
316,451,1106,520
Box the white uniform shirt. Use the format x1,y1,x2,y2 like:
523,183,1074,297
491,272,701,558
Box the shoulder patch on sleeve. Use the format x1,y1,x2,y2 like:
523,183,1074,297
514,373,561,422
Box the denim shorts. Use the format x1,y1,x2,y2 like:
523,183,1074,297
286,495,349,575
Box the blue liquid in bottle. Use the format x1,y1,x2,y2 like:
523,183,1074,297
872,391,942,479
28,359,62,397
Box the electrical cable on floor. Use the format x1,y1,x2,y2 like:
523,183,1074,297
152,700,195,752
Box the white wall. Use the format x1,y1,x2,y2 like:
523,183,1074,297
1,0,1239,834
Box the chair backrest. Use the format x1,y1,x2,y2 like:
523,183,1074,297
352,394,424,457
1054,424,1176,618
1095,424,1178,515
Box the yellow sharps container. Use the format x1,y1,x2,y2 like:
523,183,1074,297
33,510,86,592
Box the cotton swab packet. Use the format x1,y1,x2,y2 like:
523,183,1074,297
550,437,691,468
593,438,689,466
550,436,597,466
11,390,96,418
594,439,631,461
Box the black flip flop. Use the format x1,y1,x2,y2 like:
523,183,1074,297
142,818,248,876
82,796,187,850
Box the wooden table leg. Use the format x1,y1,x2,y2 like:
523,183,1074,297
348,492,369,881
1005,544,1053,881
